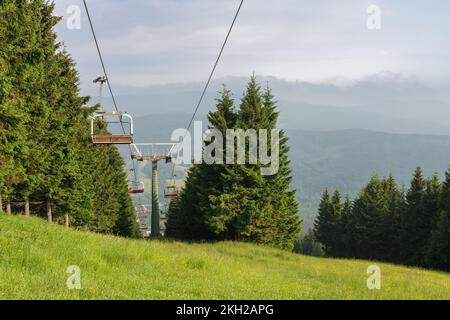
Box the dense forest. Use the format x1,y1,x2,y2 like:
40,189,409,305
166,78,302,250
312,167,450,271
0,1,138,236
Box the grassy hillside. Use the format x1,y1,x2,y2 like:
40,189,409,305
1,213,448,300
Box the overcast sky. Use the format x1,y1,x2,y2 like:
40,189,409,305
54,0,450,95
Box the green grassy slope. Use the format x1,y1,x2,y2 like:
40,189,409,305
0,213,449,300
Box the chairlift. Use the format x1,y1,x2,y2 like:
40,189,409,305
164,185,179,199
91,111,134,144
128,181,145,194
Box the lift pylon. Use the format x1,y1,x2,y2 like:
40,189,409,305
130,143,178,236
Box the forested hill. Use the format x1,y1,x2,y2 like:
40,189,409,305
0,1,138,236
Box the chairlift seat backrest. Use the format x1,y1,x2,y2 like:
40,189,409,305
164,186,179,199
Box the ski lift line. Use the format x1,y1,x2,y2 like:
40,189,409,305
82,0,120,116
166,0,244,193
172,0,244,155
184,0,244,134
302,161,322,174
83,0,139,181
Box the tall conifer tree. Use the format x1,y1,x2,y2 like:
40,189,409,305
400,167,427,265
426,169,450,270
167,77,301,249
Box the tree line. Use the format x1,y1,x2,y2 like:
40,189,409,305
0,0,138,237
313,167,450,271
166,77,302,250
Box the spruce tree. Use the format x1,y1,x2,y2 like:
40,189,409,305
314,190,333,254
166,87,237,240
380,174,404,262
423,174,442,231
426,169,450,270
350,175,389,260
0,0,37,209
297,229,315,255
236,82,300,249
336,194,352,257
329,190,343,256
314,190,343,256
167,77,301,249
400,167,427,266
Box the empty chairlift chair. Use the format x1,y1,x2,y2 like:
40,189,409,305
128,181,145,194
91,111,134,144
164,186,179,200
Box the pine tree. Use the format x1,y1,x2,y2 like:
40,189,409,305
336,194,352,257
202,87,241,240
400,167,427,266
329,190,343,256
238,82,300,249
167,77,301,249
380,174,404,262
166,87,237,240
0,0,36,209
314,190,343,256
314,190,332,253
297,229,315,255
350,175,389,260
426,168,450,270
423,174,442,231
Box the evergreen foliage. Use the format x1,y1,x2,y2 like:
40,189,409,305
294,229,323,257
167,77,301,249
313,167,450,271
0,0,138,237
426,169,450,270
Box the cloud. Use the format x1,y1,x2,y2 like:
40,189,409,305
54,0,450,95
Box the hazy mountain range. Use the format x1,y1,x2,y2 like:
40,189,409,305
100,73,450,135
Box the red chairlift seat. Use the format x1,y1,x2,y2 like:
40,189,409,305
164,186,178,199
128,181,145,194
128,189,144,194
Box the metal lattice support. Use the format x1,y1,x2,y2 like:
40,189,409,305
151,161,160,236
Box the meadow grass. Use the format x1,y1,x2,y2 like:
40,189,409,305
0,213,449,300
